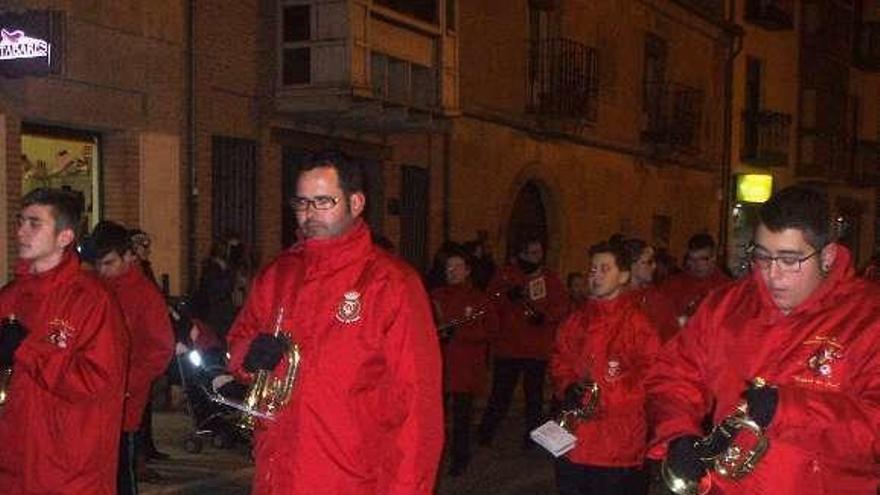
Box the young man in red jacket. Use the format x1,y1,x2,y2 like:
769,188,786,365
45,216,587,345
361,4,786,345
550,241,660,495
93,221,173,495
226,151,443,495
431,248,498,476
647,185,880,494
477,237,569,449
660,233,730,326
0,188,128,494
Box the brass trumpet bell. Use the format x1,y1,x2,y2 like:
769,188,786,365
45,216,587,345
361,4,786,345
662,379,771,495
210,309,300,431
557,381,600,433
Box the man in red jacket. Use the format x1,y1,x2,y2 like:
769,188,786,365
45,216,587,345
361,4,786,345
647,185,880,494
226,151,443,495
431,247,498,476
660,233,730,326
0,188,128,494
93,221,173,495
477,237,569,449
551,240,659,494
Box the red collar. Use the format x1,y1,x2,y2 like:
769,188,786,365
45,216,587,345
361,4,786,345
14,250,81,295
752,243,855,317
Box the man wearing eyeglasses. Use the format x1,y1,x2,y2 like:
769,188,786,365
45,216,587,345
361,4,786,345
646,185,880,494
225,151,443,495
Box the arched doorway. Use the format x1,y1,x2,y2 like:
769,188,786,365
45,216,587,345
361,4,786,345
507,180,550,261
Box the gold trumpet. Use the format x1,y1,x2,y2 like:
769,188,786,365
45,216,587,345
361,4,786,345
0,315,23,408
662,378,771,495
437,307,488,341
557,380,600,433
212,308,301,431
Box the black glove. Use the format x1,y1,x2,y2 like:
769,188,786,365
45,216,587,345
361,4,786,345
561,381,588,411
243,333,288,373
0,317,28,367
743,383,778,429
506,286,525,302
666,435,707,483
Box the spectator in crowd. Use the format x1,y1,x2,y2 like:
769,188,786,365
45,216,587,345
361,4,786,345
194,238,237,337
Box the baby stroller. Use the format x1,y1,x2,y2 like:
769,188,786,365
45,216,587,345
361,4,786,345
169,298,251,454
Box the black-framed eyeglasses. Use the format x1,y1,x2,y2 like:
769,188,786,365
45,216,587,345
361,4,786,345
289,195,340,211
747,243,821,273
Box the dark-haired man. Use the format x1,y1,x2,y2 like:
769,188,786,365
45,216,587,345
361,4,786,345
551,241,659,495
226,151,443,495
477,238,569,449
647,185,880,493
93,221,173,495
0,188,128,494
661,233,730,325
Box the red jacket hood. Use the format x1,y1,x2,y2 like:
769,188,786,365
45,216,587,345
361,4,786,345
752,243,856,320
13,250,82,295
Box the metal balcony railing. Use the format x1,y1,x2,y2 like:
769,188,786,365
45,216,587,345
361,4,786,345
741,110,792,166
528,37,599,123
744,0,794,31
642,81,704,153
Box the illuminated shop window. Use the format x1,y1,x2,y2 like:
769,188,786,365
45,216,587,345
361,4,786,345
21,126,101,230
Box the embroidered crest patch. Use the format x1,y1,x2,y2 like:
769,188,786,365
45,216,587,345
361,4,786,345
794,336,845,390
807,342,844,378
46,318,76,349
336,291,362,323
606,359,621,381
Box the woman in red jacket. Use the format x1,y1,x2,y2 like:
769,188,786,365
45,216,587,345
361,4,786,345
550,241,660,495
622,238,680,343
431,248,497,476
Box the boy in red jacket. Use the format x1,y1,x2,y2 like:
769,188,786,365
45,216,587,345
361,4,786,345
550,241,660,495
93,221,173,495
0,188,127,495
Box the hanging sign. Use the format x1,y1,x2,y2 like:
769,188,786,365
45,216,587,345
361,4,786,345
0,10,63,77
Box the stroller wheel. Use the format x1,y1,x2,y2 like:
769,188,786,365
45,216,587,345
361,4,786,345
183,435,203,454
212,432,231,449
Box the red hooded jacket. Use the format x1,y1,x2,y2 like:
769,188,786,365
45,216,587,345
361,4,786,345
0,252,127,495
488,265,569,360
227,220,444,495
661,268,731,319
631,285,680,343
431,284,498,395
550,293,660,467
105,264,173,432
646,246,880,494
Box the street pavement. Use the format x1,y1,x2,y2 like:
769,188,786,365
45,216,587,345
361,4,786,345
141,398,556,494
